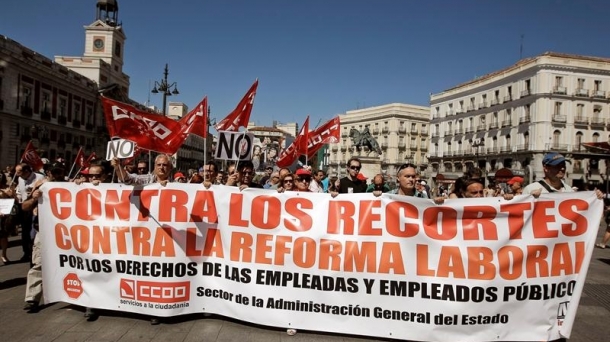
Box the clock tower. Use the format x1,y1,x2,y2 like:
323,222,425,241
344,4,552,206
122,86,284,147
55,0,130,95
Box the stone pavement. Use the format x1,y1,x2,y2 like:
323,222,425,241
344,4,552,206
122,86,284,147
1,227,610,342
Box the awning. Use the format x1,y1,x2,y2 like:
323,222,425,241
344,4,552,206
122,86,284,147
499,127,512,136
475,131,486,139
487,130,498,137
581,142,610,154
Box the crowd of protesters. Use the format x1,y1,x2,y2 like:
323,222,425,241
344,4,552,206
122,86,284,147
1,150,609,329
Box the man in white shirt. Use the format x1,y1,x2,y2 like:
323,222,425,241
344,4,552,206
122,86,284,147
309,170,325,193
15,163,45,262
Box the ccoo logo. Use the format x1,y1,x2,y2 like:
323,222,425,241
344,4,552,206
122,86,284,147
120,279,136,299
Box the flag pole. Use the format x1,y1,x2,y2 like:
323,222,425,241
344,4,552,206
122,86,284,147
67,146,82,180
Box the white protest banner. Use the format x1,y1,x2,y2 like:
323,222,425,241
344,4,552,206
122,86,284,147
0,198,15,215
214,131,254,161
38,183,602,342
106,139,135,160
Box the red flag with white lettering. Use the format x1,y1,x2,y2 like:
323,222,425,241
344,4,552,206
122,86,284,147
101,96,188,154
307,116,340,158
215,80,258,132
276,116,309,168
20,141,44,172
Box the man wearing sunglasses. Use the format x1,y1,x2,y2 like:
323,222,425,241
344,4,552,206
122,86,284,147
111,154,172,186
333,157,367,195
226,161,263,190
136,161,149,175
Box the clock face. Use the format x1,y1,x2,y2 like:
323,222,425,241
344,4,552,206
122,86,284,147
93,38,104,50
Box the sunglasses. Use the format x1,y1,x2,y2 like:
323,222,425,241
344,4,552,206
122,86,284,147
296,177,311,183
283,179,294,183
87,174,103,179
137,167,147,170
241,170,254,175
349,165,361,171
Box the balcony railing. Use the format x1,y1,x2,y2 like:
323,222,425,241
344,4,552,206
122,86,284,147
478,102,487,109
432,132,440,137
500,146,511,153
340,146,347,152
501,120,511,127
420,145,428,150
590,117,605,126
487,147,499,153
446,110,454,116
520,89,531,98
381,143,388,149
490,99,499,106
518,116,531,124
382,127,389,134
40,110,51,121
553,86,567,94
575,88,589,97
421,130,428,136
21,106,33,117
465,127,474,133
592,90,606,98
331,146,338,152
516,144,530,151
341,132,348,138
572,168,584,174
552,114,567,122
410,145,417,150
550,144,568,151
466,105,475,112
455,128,463,134
398,127,406,134
410,129,418,135
574,116,588,125
476,124,486,131
503,95,513,103
489,122,499,129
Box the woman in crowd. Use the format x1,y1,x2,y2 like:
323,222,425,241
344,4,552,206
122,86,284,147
277,172,295,192
293,169,312,192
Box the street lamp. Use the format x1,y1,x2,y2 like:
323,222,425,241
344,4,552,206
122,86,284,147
151,63,179,115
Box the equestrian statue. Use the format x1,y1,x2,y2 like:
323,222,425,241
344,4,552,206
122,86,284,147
349,126,382,155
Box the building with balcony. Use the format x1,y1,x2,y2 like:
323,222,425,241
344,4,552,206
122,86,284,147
0,1,130,167
327,103,430,181
0,35,104,166
429,52,610,189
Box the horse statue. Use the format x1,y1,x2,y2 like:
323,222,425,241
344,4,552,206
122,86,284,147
349,127,382,155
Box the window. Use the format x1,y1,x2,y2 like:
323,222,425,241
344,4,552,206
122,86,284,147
525,104,531,118
576,104,584,119
115,41,121,57
577,78,585,89
554,102,562,115
507,86,512,100
59,98,67,117
41,92,51,113
594,80,602,91
524,132,529,148
459,100,464,112
576,132,583,150
21,86,32,108
555,76,563,87
552,130,561,148
593,132,600,143
421,124,427,133
74,103,81,122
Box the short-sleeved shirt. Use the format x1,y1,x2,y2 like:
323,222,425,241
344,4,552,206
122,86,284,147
338,177,367,194
522,180,573,195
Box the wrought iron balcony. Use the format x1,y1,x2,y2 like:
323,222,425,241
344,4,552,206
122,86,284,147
465,127,474,133
432,132,439,138
372,128,379,135
574,116,588,125
40,110,51,121
478,102,487,109
518,116,531,123
503,95,513,103
446,110,454,116
421,130,428,136
341,131,348,138
489,122,499,129
410,145,417,150
398,127,406,134
476,124,486,131
592,90,606,98
410,129,418,134
590,117,605,126
466,105,475,112
520,89,531,97
21,106,33,117
550,144,568,151
552,114,567,123
382,127,389,134
575,88,589,97
331,146,338,152
501,120,512,127
552,86,567,94
490,99,499,106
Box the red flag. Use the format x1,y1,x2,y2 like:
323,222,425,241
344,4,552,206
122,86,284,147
84,152,97,167
74,147,85,168
276,116,309,168
307,116,341,158
215,80,258,131
20,141,44,171
178,96,208,138
101,96,189,154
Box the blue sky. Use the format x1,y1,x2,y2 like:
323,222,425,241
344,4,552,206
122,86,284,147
2,0,610,130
